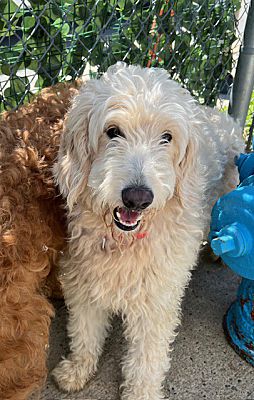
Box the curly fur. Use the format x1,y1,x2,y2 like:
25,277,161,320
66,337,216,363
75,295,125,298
52,63,244,400
0,82,79,400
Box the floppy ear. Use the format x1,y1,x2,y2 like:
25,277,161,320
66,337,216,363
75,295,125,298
53,84,94,211
175,133,202,209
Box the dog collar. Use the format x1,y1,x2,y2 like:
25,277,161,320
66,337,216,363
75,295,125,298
134,231,148,240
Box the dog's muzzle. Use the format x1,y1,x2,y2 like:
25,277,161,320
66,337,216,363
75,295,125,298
113,186,154,232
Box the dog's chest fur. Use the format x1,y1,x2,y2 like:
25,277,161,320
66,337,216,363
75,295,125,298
64,206,203,313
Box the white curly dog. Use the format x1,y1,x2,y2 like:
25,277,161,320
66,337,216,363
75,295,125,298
52,62,243,400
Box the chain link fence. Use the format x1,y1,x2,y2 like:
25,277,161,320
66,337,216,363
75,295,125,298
0,0,252,142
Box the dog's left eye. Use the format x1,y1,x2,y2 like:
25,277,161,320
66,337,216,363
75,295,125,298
160,132,172,144
106,126,125,139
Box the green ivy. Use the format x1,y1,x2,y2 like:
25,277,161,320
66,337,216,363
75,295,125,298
0,0,241,112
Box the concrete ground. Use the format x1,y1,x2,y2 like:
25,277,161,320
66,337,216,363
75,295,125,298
40,255,254,400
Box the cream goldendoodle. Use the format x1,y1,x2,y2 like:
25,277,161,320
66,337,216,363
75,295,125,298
52,63,243,399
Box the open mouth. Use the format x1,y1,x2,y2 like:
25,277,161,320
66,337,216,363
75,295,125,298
113,207,142,232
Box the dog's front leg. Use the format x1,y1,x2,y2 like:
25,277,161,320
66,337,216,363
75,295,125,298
52,301,110,393
121,299,180,400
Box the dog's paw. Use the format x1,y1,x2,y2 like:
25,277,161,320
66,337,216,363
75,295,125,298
52,355,96,393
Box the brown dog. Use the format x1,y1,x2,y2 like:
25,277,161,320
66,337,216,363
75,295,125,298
0,82,79,400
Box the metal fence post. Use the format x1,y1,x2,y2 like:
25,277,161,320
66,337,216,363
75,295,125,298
229,0,254,129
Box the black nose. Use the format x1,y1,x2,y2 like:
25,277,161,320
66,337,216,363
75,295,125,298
122,187,154,210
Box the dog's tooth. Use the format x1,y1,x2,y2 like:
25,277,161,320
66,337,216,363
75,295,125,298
121,220,135,227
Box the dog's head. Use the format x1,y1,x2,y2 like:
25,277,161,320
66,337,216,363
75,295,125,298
54,62,201,233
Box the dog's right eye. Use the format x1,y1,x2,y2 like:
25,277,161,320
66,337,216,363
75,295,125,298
106,126,125,139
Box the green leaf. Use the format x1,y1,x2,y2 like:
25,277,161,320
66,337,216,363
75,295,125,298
52,17,63,29
2,0,22,16
23,16,36,31
1,61,21,75
25,59,39,72
61,22,70,36
11,77,28,94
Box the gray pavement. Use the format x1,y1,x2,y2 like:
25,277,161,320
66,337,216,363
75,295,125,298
41,256,254,400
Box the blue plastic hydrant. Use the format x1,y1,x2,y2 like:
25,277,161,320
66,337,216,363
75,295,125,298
209,152,254,365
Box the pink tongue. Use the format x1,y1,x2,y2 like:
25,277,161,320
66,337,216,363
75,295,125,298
119,208,139,224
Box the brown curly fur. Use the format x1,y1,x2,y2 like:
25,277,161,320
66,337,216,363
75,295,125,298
0,82,80,400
